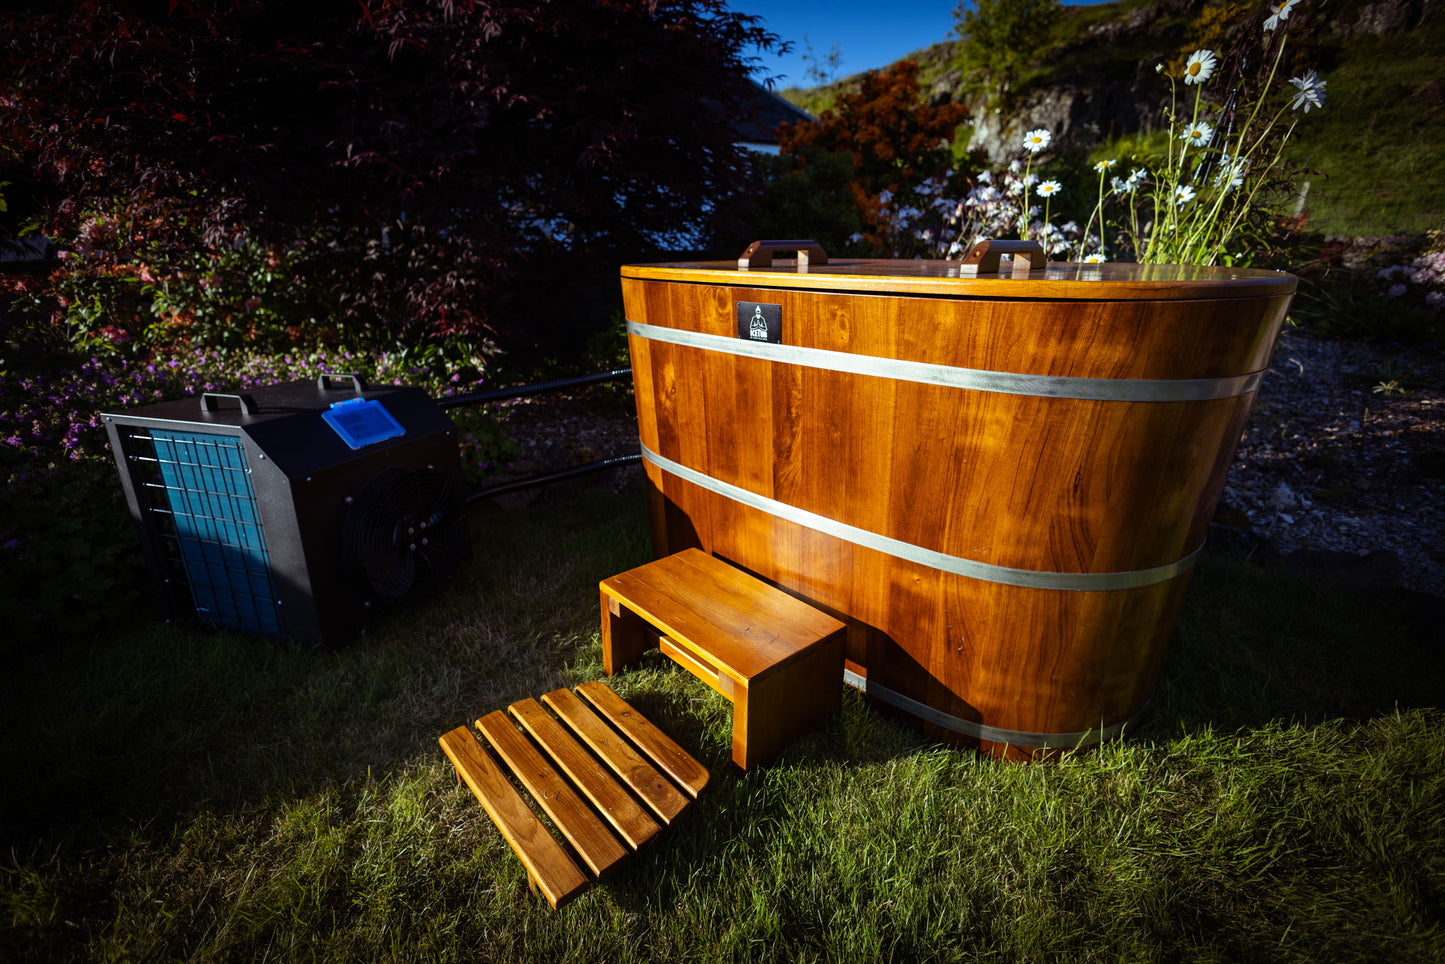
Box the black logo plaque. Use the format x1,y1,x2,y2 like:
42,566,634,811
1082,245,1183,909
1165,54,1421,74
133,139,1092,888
736,302,782,344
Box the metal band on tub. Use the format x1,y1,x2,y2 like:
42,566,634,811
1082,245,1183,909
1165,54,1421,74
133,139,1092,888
640,444,1201,591
842,668,1148,749
626,320,1264,401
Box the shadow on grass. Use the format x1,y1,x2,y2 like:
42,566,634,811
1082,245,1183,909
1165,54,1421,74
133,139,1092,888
0,483,655,851
2,483,1440,857
1140,544,1445,744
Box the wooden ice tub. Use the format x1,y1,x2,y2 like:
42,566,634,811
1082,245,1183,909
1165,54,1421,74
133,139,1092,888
620,241,1295,758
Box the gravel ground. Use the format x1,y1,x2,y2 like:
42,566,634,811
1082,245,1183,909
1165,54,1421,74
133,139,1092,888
494,331,1445,599
1220,329,1445,598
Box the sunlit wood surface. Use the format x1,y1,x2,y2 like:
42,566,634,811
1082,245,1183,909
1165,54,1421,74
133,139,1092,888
439,683,708,908
601,547,846,769
621,258,1295,758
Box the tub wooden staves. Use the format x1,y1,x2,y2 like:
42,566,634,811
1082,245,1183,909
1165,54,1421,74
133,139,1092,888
620,241,1296,759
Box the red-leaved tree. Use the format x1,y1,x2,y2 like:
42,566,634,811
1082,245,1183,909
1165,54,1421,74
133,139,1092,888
775,61,970,257
0,0,782,356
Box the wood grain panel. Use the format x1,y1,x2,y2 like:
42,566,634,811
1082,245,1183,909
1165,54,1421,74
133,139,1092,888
626,278,1289,379
621,258,1296,304
622,259,1294,756
508,698,661,851
543,688,690,824
438,726,589,909
576,680,711,798
474,711,628,878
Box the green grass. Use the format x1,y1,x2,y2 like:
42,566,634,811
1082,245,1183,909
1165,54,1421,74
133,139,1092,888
1282,12,1445,236
2,485,1443,962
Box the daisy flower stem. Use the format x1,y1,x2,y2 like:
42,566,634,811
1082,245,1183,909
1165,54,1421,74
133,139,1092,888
1077,167,1108,261
1233,33,1290,159
1020,156,1034,240
1181,174,1237,264
1180,84,1205,175
1215,117,1299,252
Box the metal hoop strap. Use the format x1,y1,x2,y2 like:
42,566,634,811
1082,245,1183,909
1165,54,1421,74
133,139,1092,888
626,320,1264,402
842,668,1148,749
641,444,1201,591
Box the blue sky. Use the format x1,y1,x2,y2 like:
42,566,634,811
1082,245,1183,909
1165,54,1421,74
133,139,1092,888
728,0,1112,89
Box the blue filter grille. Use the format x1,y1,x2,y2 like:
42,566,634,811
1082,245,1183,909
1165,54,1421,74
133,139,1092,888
150,430,283,636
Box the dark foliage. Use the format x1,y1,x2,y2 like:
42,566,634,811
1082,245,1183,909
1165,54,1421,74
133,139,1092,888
0,0,782,355
771,61,972,257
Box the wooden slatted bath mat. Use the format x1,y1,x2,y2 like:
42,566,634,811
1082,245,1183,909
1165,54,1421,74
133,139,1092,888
440,680,709,909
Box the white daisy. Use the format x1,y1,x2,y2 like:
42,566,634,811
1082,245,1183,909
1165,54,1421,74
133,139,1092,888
1022,128,1052,154
1174,184,1197,206
1289,70,1326,112
1037,180,1062,198
1184,50,1217,86
1180,121,1215,146
1093,158,1118,174
1264,0,1299,32
1083,253,1106,263
1213,155,1248,190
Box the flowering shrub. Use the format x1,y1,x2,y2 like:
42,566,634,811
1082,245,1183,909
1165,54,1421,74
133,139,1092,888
1,1,787,355
775,60,971,258
1,341,508,482
1378,247,1445,308
1372,232,1445,323
843,1,1328,267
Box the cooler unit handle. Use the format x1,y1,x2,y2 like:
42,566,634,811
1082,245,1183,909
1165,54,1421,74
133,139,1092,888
959,239,1046,277
200,392,259,416
738,239,829,269
317,373,369,393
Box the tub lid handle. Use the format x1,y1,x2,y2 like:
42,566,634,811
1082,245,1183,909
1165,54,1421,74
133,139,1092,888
959,239,1046,277
738,239,829,269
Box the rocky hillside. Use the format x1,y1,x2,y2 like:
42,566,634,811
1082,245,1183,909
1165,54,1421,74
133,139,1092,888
780,0,1444,234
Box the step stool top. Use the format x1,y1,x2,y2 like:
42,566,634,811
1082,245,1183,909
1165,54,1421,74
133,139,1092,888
601,548,844,682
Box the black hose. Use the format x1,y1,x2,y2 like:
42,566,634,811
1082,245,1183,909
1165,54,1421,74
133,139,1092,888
465,450,643,504
437,367,632,409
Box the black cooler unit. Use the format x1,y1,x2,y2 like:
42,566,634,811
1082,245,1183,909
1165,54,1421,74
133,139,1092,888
102,374,470,648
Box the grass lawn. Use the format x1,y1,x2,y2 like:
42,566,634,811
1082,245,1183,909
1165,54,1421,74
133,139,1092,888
2,483,1442,962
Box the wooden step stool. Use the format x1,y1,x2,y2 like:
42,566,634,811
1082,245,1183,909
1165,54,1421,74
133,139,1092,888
600,548,846,770
439,680,709,910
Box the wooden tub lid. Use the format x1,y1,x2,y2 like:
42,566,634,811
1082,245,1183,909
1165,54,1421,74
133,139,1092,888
620,256,1297,302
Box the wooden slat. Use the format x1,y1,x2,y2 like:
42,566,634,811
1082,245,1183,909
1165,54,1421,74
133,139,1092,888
623,268,1294,757
658,636,732,701
474,711,629,878
577,681,712,798
508,698,662,851
542,688,689,824
437,726,588,910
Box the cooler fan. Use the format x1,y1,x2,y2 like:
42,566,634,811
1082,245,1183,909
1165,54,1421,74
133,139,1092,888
104,367,637,648
344,467,469,601
103,376,469,648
